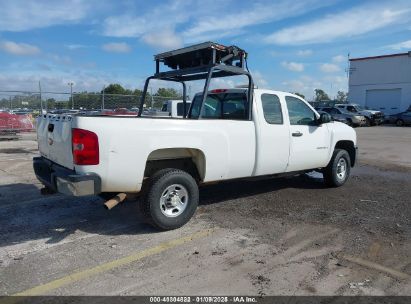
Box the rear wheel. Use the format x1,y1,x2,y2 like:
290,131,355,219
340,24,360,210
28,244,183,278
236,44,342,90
140,169,199,230
323,149,351,187
396,119,404,127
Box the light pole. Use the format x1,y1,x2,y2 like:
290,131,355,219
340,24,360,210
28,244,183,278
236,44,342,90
102,85,105,110
68,82,74,109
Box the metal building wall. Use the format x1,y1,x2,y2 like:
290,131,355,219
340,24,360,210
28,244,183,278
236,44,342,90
348,53,411,115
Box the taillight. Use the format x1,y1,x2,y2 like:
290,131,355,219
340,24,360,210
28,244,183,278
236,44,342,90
72,128,99,165
211,89,227,93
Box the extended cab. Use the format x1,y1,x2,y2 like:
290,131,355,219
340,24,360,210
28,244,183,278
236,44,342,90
34,88,357,230
34,42,358,230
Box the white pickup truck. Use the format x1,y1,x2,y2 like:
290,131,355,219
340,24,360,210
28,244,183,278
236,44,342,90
34,88,357,230
161,100,192,118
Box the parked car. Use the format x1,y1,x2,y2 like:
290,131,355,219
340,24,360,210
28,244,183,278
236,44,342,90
316,110,349,125
317,107,366,127
385,108,411,126
335,104,384,126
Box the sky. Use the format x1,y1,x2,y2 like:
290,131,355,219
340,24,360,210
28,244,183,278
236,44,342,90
0,0,410,100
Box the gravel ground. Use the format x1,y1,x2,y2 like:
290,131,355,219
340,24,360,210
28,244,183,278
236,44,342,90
0,127,410,296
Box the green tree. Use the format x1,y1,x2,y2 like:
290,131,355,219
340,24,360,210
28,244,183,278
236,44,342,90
102,84,132,95
294,92,305,99
314,89,330,101
336,91,348,103
46,98,56,109
155,88,181,98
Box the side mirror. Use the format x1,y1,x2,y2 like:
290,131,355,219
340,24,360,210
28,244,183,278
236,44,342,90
319,113,332,124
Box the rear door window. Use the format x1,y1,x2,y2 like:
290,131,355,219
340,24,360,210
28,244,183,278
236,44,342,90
189,92,248,120
261,94,283,124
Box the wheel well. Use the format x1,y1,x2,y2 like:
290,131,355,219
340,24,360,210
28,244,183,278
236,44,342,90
144,148,206,181
335,140,356,167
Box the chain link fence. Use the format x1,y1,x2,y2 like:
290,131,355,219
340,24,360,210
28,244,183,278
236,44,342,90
0,91,174,111
0,90,178,135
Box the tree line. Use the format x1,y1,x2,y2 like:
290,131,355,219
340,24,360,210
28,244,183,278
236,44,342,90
1,83,348,110
294,89,348,103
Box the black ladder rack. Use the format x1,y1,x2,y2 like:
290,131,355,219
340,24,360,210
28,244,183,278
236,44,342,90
138,42,253,119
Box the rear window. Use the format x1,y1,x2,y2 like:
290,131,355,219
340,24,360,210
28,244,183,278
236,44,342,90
189,92,248,120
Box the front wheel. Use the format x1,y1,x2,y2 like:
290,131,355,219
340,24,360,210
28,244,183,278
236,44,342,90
364,117,371,127
396,119,404,127
323,149,351,187
140,169,199,230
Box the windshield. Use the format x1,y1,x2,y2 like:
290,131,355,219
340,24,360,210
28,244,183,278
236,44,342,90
189,92,248,120
353,104,365,111
338,108,353,115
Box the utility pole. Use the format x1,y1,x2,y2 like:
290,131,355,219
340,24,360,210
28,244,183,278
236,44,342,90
68,82,74,109
102,85,105,110
39,81,43,111
150,87,153,109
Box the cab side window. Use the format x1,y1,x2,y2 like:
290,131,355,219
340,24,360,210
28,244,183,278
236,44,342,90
261,94,283,124
285,96,317,125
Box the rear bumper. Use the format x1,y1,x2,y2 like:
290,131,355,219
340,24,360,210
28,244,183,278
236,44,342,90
33,157,101,196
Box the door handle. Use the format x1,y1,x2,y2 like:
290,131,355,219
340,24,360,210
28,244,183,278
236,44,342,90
292,131,303,137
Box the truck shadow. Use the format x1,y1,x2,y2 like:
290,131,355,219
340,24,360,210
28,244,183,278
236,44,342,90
0,174,324,249
199,173,324,206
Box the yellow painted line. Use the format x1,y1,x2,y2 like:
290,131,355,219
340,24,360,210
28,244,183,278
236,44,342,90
10,229,214,297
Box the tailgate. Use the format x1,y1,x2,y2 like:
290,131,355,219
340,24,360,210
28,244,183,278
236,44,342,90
37,114,74,169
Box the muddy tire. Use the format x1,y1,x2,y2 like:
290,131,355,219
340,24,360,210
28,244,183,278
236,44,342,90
140,169,199,230
323,149,351,187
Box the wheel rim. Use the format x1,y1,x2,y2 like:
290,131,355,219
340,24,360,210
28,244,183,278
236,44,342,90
336,158,347,181
159,184,189,217
397,120,403,126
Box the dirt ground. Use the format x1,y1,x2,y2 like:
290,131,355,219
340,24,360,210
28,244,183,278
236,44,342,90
0,127,410,296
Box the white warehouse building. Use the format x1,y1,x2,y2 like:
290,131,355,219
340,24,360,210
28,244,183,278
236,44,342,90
348,51,411,115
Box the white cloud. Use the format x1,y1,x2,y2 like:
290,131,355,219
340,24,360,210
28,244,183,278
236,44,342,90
182,0,328,43
281,61,304,72
387,39,411,50
0,0,94,31
332,55,346,63
281,76,323,99
50,54,72,65
102,42,131,53
65,44,88,50
102,2,189,38
0,41,40,55
102,0,330,46
320,63,341,73
0,71,142,95
297,49,313,56
265,2,411,45
251,71,268,88
142,30,183,50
